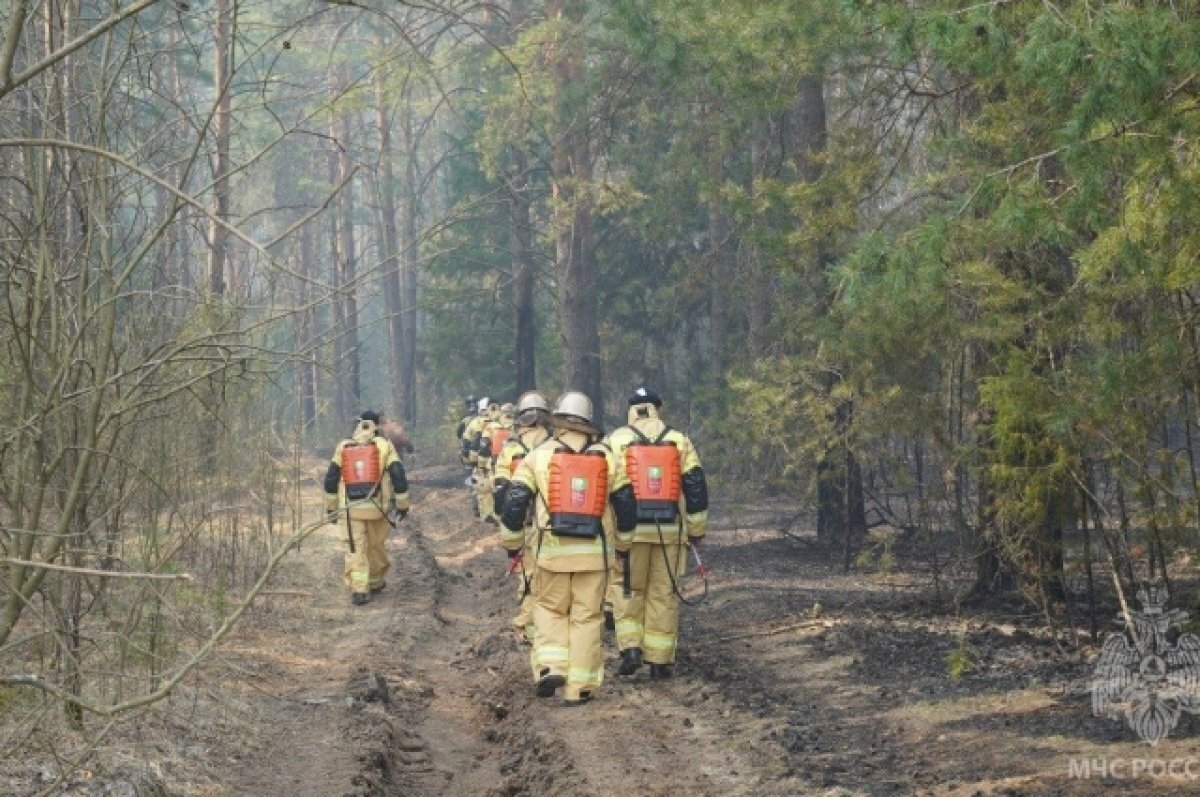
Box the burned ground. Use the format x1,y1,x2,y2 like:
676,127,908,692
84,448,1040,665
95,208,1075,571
5,465,1195,796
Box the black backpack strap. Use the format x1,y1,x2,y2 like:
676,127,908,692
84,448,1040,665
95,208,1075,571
626,424,672,445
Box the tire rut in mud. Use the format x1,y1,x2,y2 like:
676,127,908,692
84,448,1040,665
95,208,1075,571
415,500,759,796
307,476,776,797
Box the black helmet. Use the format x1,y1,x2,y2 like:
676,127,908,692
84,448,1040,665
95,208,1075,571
627,387,662,408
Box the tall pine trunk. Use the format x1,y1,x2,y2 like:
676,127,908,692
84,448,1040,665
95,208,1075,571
547,0,602,412
509,150,536,393
790,72,867,562
373,66,407,419
398,103,419,425
327,134,348,423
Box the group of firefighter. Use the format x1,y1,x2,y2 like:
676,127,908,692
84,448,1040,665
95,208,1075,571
457,387,709,706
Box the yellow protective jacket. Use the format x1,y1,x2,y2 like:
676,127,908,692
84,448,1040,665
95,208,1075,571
495,425,551,551
324,422,410,520
604,406,708,544
500,430,638,572
462,415,487,465
457,413,476,460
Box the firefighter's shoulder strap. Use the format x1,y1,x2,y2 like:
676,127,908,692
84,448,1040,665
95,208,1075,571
551,433,580,454
503,432,527,456
628,424,673,445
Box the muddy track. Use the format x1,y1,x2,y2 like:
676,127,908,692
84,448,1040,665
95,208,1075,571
218,469,785,797
214,467,1191,797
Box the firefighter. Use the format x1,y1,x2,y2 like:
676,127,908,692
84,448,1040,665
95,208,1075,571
461,396,488,467
473,399,504,524
606,387,708,679
485,402,518,470
500,391,637,705
494,392,553,642
324,410,411,606
461,397,490,512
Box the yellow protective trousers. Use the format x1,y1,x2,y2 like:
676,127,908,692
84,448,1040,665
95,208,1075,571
530,567,606,701
604,557,622,618
474,464,494,521
512,527,539,640
614,541,687,664
343,516,391,594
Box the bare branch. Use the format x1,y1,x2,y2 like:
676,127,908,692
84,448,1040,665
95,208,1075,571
0,558,193,581
0,0,165,100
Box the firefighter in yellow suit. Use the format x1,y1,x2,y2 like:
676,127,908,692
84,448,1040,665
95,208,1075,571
480,402,516,521
606,387,708,679
500,391,638,705
472,399,504,523
324,411,411,606
493,391,553,642
461,397,490,515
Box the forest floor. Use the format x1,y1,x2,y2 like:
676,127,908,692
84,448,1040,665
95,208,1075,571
9,461,1200,796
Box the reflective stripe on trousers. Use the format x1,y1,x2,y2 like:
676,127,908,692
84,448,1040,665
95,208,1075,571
612,541,686,663
531,567,606,700
343,516,391,592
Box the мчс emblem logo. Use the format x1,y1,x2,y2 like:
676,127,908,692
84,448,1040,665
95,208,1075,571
1091,585,1200,745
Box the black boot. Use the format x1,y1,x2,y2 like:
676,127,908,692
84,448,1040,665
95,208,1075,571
617,647,643,676
649,663,673,679
351,593,369,606
603,610,615,632
535,671,565,698
563,690,593,707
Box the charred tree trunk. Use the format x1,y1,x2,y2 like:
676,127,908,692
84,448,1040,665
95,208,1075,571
972,409,1016,595
789,72,865,561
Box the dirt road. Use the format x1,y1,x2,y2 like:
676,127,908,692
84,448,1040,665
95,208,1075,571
216,467,760,796
188,466,1193,796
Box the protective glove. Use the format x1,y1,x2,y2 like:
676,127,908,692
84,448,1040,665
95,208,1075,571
507,548,522,559
687,536,703,550
325,509,339,525
615,549,630,564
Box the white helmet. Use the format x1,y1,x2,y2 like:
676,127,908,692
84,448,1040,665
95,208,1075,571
477,396,490,413
515,390,550,414
553,391,594,423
